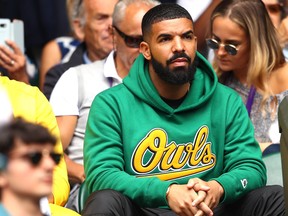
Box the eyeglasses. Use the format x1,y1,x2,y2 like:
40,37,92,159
206,38,238,56
10,150,62,166
113,26,143,48
265,3,283,14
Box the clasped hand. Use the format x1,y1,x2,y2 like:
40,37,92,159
167,178,224,216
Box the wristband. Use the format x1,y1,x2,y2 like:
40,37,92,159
166,185,171,199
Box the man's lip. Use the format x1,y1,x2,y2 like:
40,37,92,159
171,57,188,63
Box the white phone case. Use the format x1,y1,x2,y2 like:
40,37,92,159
11,19,24,53
0,19,24,53
0,19,11,48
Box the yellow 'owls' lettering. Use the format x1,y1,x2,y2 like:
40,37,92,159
132,126,216,180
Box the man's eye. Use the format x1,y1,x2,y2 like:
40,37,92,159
184,35,193,40
159,37,170,43
95,15,109,21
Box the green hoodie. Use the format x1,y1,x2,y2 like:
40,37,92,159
84,53,266,208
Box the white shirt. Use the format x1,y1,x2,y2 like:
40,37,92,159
50,51,121,164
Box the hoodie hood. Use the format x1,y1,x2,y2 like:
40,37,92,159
123,52,218,113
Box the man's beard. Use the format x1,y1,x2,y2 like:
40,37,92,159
151,52,198,85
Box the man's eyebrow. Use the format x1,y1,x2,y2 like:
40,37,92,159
95,13,110,19
157,30,194,39
157,33,172,39
182,30,194,36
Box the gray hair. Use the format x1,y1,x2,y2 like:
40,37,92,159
69,0,85,27
112,0,160,27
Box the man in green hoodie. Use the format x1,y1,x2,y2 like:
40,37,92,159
83,3,285,216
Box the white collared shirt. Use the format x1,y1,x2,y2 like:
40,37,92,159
50,51,121,164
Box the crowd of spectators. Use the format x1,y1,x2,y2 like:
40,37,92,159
0,0,287,215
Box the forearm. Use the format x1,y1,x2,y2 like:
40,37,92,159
65,154,85,184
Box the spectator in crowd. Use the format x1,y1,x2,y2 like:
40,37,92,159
0,75,80,215
0,118,60,216
82,3,284,216
207,0,288,154
263,0,288,60
0,0,71,87
39,0,82,90
49,0,160,212
43,0,118,99
0,0,70,66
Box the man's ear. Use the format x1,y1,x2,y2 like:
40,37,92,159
140,41,151,60
72,18,85,41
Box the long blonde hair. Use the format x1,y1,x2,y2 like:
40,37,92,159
211,0,285,108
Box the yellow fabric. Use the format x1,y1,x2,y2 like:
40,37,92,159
49,204,80,216
0,76,70,206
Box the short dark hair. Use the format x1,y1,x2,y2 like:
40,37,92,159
141,3,193,40
0,118,57,155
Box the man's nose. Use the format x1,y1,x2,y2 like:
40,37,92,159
172,37,185,53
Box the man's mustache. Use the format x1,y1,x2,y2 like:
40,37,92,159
167,53,191,65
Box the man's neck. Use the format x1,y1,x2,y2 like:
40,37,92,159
2,192,43,216
87,49,109,63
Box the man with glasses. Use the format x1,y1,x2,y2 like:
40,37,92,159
49,0,160,212
82,3,284,216
0,118,61,216
0,75,80,215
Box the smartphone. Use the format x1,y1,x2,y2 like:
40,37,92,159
11,20,24,53
0,19,11,48
0,19,24,53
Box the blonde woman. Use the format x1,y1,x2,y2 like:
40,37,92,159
207,0,288,154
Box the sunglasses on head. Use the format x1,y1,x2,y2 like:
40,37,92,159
11,150,62,166
113,26,143,48
206,38,238,56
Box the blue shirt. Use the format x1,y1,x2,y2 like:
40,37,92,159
0,204,10,216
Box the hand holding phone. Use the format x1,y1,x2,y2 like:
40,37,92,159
0,19,28,84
